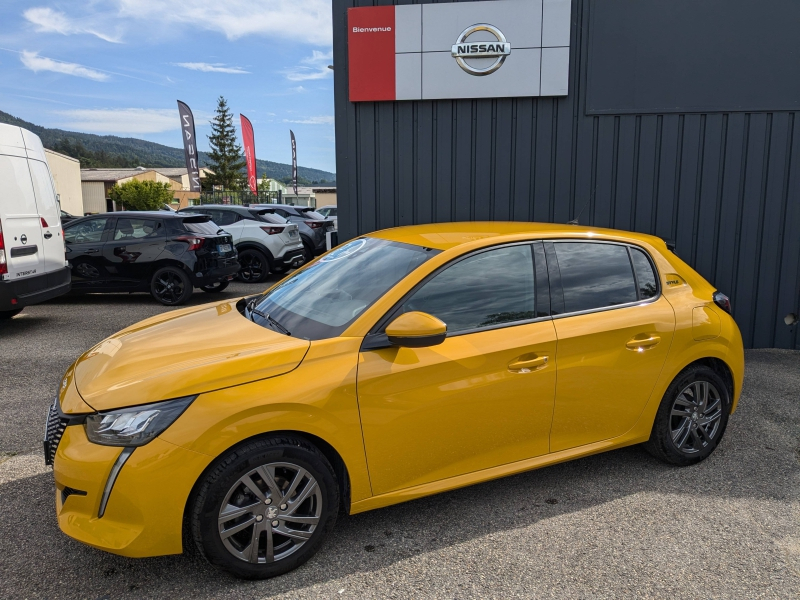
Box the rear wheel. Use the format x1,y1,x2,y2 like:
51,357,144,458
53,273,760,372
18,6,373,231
237,249,270,284
302,242,314,265
0,308,23,319
151,266,192,305
201,280,230,293
191,437,339,580
644,365,731,466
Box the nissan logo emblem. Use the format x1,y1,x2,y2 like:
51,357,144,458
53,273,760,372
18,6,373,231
451,23,511,76
20,234,28,245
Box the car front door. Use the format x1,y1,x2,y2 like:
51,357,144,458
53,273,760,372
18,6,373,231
546,241,676,452
357,243,557,495
64,217,113,289
102,217,166,286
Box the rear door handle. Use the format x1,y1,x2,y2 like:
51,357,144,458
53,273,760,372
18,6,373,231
85,248,99,254
626,335,661,351
508,354,549,373
43,232,53,239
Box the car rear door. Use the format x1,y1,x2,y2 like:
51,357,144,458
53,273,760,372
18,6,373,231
546,241,676,452
23,131,64,275
102,217,166,287
0,150,45,281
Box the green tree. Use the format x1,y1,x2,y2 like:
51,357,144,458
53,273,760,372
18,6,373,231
109,179,174,211
206,96,246,190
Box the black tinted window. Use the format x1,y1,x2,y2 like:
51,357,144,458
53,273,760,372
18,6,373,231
554,242,637,313
65,218,108,244
401,245,536,334
114,218,162,241
211,210,238,226
631,248,658,299
180,220,219,235
251,210,288,224
303,211,325,220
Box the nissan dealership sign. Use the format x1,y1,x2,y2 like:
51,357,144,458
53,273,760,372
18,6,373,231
348,0,571,102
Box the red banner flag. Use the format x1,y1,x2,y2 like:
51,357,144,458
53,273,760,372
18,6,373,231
240,114,258,194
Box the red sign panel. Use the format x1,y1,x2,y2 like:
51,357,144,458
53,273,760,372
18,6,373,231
348,6,395,102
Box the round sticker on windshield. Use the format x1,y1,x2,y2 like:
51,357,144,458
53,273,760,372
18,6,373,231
321,238,366,262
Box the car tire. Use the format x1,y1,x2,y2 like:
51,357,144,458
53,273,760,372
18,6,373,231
201,280,230,293
190,436,339,580
237,249,270,284
0,308,23,319
150,266,192,306
644,364,731,466
302,242,314,265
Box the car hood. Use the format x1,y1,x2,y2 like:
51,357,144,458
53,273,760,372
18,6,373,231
73,300,310,411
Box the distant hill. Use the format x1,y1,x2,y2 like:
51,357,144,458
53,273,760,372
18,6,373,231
0,110,336,184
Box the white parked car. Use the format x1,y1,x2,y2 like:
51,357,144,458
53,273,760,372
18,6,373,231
179,205,305,282
317,205,338,228
0,123,71,318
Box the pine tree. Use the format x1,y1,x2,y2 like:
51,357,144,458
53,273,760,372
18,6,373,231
205,96,245,190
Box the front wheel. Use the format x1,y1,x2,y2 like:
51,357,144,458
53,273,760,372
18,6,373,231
151,266,192,306
190,437,339,579
644,365,731,466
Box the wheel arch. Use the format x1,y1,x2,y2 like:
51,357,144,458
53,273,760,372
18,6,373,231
181,429,351,552
236,242,275,267
678,357,735,410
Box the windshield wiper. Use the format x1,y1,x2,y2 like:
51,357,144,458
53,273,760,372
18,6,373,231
246,298,291,336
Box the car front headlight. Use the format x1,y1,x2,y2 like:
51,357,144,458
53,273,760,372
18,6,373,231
84,396,196,447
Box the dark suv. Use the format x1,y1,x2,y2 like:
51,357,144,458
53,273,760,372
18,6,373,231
250,204,335,262
63,212,239,305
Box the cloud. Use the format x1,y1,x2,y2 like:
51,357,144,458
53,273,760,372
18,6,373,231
283,116,334,125
284,49,332,81
20,51,109,81
117,0,332,45
23,7,122,43
57,108,178,133
173,62,249,74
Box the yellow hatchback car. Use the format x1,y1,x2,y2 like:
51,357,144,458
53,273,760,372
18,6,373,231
46,222,743,579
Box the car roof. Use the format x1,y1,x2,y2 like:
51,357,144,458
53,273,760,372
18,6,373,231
65,211,210,225
180,204,250,212
367,221,667,251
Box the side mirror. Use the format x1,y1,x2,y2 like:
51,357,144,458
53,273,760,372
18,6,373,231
385,311,447,348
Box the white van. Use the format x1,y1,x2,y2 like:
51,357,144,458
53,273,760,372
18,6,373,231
0,123,71,318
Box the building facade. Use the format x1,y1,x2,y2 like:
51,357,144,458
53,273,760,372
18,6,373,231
333,0,800,349
44,149,83,216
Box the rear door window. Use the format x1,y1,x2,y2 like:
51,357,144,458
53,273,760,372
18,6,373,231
28,160,59,218
630,248,658,299
400,244,536,334
553,242,638,313
114,218,163,241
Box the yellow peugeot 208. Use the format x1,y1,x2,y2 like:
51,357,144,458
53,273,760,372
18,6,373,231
46,222,743,579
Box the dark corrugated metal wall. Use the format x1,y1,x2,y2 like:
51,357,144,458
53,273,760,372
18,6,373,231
333,0,800,349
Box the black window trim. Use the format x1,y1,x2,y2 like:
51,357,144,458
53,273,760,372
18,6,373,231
545,239,662,321
361,240,550,351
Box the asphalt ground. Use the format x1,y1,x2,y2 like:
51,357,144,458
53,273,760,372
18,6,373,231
0,281,798,599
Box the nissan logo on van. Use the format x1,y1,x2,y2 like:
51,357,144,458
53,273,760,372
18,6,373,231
20,234,27,245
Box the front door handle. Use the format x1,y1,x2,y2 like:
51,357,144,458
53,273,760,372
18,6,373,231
43,231,53,239
626,335,661,351
85,248,99,254
508,354,548,373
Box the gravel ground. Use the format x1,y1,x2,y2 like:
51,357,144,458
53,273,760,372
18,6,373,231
0,282,798,599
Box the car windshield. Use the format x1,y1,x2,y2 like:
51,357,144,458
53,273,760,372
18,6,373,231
248,237,439,340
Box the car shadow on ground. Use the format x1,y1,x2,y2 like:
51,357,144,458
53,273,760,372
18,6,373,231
1,350,798,599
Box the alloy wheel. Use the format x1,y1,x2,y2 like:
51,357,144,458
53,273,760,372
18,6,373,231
239,252,265,282
218,462,322,564
669,381,723,454
153,271,185,304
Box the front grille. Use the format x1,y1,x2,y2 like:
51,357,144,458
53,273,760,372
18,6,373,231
43,398,68,466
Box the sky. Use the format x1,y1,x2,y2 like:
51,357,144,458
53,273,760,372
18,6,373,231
0,1,337,174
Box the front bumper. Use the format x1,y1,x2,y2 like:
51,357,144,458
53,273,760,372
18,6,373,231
191,256,239,287
0,266,71,310
53,422,212,557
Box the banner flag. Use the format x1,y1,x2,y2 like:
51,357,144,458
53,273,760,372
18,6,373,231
176,100,202,192
290,130,298,196
240,114,258,195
